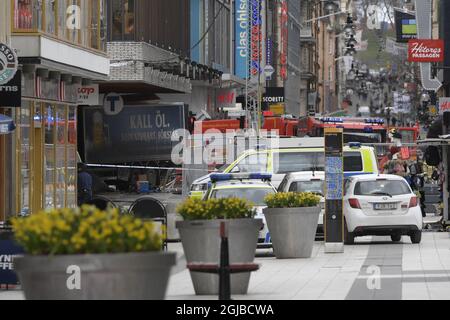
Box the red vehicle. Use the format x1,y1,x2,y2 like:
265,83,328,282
297,116,388,143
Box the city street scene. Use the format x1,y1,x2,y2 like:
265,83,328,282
0,0,450,306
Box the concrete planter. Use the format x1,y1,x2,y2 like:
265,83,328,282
264,207,320,259
176,219,262,295
14,252,176,300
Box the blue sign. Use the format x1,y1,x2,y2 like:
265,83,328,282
235,0,248,79
326,157,343,200
0,238,24,285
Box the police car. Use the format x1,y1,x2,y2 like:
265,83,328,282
203,173,277,248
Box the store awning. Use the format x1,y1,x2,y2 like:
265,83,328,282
0,115,16,135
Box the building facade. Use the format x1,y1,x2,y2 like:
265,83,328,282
0,0,109,220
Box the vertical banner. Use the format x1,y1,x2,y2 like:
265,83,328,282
415,0,442,91
324,128,344,253
279,0,288,81
235,0,248,78
250,0,262,78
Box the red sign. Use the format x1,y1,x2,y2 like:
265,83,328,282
408,39,444,62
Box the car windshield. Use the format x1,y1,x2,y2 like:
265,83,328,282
289,180,324,195
354,180,411,196
210,188,275,206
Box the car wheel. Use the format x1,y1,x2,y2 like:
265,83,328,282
344,220,355,245
391,234,402,242
410,230,422,244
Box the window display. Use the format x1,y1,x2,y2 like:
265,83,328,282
14,0,43,30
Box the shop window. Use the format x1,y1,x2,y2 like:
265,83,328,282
40,78,59,101
55,105,66,208
110,0,135,41
58,0,68,39
19,102,32,214
90,0,100,49
66,0,80,44
45,0,57,35
22,72,35,98
14,0,43,30
67,106,77,208
99,0,107,51
44,104,55,209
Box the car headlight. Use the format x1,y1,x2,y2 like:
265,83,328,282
191,184,206,192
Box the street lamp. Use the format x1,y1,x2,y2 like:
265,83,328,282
346,34,358,47
323,0,340,14
345,44,357,56
343,14,356,36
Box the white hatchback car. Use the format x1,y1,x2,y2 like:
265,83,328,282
278,172,325,235
343,174,423,244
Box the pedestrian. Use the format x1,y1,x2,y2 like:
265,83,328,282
77,163,93,206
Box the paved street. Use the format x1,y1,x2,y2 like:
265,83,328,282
165,232,450,300
3,232,448,301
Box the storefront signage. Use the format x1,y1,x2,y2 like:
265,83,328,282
262,87,285,110
103,93,124,116
235,0,248,79
83,104,188,163
279,0,288,80
0,71,21,107
439,98,450,115
216,89,236,110
0,235,24,285
394,9,417,43
250,0,262,77
0,43,18,85
78,84,99,106
408,39,444,62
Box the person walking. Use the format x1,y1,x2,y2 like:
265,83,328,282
77,163,93,206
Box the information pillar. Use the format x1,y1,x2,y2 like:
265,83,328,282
324,128,344,253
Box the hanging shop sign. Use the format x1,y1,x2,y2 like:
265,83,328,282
262,87,285,110
0,43,18,85
77,84,99,106
0,71,21,107
439,98,450,115
235,0,248,79
216,89,237,110
250,0,263,77
394,9,417,43
279,0,288,80
408,39,444,63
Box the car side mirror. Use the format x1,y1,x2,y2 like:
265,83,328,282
231,166,240,173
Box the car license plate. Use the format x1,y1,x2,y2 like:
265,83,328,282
374,203,397,210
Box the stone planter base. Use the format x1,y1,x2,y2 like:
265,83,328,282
14,252,176,300
176,219,262,295
264,207,320,259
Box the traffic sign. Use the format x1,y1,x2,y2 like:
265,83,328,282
103,93,124,115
